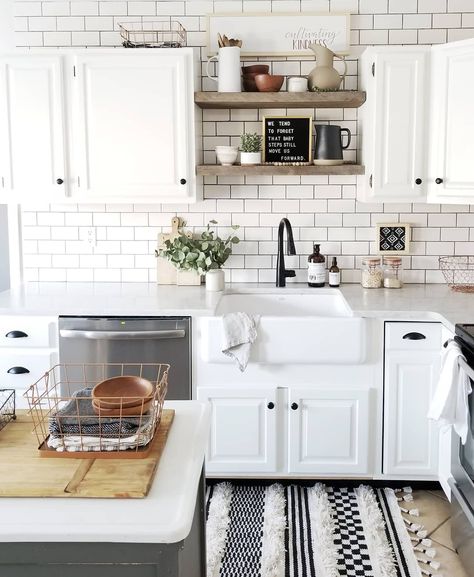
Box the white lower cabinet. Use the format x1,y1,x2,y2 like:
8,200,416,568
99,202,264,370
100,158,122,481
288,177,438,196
384,322,442,477
288,387,371,475
198,384,373,476
197,386,277,474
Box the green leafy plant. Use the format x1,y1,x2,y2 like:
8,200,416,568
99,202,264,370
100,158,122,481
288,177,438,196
240,132,262,153
156,220,239,275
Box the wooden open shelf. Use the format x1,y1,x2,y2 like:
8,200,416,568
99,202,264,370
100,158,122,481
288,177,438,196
196,163,365,176
194,91,366,109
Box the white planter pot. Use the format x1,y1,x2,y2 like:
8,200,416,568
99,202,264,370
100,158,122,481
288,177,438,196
240,151,261,165
206,269,225,292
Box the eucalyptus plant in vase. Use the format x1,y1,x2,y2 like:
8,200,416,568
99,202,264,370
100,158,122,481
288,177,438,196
158,220,239,291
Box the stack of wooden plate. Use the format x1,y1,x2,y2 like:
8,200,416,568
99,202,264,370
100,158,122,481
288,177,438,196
91,376,154,417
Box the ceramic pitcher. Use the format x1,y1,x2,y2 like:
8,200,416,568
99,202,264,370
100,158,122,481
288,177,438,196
307,43,347,91
206,46,241,92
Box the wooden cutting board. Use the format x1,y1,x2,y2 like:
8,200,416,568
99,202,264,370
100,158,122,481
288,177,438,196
156,216,193,285
0,410,174,498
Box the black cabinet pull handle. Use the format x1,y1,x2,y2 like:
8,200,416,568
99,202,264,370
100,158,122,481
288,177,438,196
291,402,298,410
7,366,30,374
267,402,275,410
180,178,186,185
5,330,28,339
415,178,422,185
435,178,443,184
402,332,426,341
56,178,64,185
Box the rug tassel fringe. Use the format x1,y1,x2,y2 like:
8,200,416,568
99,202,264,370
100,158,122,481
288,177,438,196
261,484,286,577
309,483,341,577
395,489,442,576
394,486,413,494
206,482,234,577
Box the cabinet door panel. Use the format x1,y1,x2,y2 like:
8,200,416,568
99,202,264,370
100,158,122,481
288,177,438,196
73,52,193,202
429,39,474,203
197,387,277,474
289,387,371,475
384,351,440,476
0,56,66,201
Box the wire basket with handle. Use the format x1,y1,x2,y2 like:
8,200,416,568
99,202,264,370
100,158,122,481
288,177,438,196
0,389,16,433
24,363,169,459
118,21,187,48
439,256,474,293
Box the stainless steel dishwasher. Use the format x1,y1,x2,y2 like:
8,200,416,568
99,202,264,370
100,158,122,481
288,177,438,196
58,316,191,399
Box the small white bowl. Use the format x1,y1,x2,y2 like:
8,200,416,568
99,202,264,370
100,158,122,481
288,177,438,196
216,146,238,166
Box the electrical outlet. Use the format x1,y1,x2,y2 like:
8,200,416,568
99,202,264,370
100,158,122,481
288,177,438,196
85,227,97,248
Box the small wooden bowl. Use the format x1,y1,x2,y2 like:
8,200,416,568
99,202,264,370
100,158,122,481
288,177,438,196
241,65,269,75
91,397,153,417
92,376,154,409
254,74,284,92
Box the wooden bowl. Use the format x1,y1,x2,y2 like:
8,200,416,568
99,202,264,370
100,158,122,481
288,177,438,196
254,74,284,92
241,65,269,75
92,376,154,409
91,397,153,417
242,74,258,92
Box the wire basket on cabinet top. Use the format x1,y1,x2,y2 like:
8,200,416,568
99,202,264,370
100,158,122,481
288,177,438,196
439,256,474,293
118,21,187,48
0,389,16,433
24,363,169,459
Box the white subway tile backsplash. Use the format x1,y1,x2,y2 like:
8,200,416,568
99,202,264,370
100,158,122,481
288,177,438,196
16,0,474,282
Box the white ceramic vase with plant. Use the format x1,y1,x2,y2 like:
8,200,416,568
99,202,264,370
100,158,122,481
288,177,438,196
158,220,240,291
240,132,262,165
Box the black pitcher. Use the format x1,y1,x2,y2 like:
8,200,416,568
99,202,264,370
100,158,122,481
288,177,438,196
314,125,351,164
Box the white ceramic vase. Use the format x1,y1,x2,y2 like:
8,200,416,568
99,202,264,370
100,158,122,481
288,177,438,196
206,269,225,292
240,151,261,165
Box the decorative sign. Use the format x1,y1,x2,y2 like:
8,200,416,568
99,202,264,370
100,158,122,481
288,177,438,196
377,223,411,255
262,116,312,164
207,12,350,56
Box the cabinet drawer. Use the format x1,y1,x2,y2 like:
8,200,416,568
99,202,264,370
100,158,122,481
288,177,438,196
0,351,58,408
385,322,442,351
0,316,57,348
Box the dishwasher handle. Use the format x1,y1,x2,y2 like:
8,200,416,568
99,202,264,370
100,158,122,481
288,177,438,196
59,329,186,340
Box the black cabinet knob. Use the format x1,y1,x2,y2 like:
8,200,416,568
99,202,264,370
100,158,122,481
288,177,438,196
7,366,30,374
403,332,426,341
267,402,275,410
291,402,298,410
56,178,64,185
180,178,187,185
415,178,422,185
5,330,28,339
435,178,443,184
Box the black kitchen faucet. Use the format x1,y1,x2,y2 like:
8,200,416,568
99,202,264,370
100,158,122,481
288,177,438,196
276,218,297,287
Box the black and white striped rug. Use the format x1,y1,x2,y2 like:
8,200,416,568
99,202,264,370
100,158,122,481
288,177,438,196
206,483,441,577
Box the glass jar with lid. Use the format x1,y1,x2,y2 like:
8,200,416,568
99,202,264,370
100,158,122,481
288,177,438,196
361,257,383,288
382,256,403,288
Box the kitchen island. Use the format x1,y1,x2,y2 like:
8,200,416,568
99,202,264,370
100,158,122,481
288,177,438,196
0,401,210,577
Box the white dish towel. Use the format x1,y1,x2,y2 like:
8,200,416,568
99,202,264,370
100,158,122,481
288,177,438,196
428,339,472,444
222,312,260,372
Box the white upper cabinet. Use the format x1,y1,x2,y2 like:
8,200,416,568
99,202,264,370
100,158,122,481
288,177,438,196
71,51,196,203
359,47,429,203
0,49,198,205
428,39,474,204
0,55,66,202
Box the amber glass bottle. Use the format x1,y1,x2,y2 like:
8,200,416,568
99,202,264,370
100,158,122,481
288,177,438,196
307,244,326,287
329,257,340,287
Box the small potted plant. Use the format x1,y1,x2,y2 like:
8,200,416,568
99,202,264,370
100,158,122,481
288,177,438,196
158,221,239,291
240,132,262,165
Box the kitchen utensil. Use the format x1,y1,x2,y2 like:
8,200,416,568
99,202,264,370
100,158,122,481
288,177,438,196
0,409,174,495
254,74,284,92
287,76,308,92
215,145,239,166
92,397,153,417
307,43,347,91
207,46,241,92
313,124,351,165
92,375,154,409
157,217,192,285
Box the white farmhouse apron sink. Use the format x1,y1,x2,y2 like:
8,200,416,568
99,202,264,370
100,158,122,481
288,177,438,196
200,290,366,365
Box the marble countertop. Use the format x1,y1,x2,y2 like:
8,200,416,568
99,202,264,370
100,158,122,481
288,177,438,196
0,282,472,331
0,401,210,544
